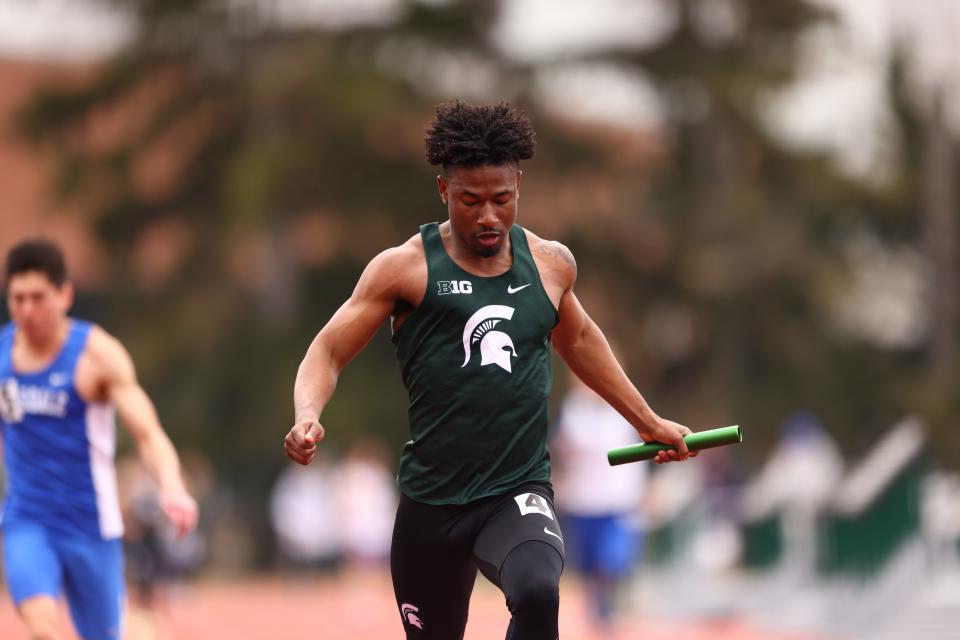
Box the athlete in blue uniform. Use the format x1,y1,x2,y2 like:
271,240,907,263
0,239,198,640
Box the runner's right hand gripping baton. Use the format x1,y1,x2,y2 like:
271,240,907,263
607,425,742,466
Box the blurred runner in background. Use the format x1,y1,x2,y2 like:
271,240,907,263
553,375,648,635
270,454,341,572
0,239,198,640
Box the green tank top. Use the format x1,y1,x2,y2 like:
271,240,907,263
392,222,559,504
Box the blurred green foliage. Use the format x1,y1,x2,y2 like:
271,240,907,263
10,0,960,492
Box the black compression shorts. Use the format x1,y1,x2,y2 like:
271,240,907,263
391,482,565,639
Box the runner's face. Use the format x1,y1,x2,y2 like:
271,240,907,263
6,272,72,343
438,164,521,258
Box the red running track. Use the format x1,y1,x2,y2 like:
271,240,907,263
0,570,837,640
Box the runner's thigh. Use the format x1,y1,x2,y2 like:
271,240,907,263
2,521,62,603
473,484,565,587
391,494,478,639
58,536,125,640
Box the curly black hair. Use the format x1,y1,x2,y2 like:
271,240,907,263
425,101,536,169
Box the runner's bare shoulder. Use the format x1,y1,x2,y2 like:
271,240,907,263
523,228,577,291
75,325,134,402
361,233,427,307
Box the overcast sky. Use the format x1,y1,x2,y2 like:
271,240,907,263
0,0,956,180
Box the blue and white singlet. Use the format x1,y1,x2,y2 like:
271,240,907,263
0,319,123,540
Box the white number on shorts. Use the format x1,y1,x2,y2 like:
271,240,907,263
514,493,554,520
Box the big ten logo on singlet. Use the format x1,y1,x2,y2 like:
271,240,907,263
0,378,24,423
461,305,518,373
437,280,473,295
514,492,555,520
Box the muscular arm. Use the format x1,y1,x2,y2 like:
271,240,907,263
544,241,693,462
293,271,395,425
286,245,416,464
85,328,198,535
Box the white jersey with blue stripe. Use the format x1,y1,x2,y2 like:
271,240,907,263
0,320,123,540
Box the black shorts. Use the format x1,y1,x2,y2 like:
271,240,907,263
391,482,565,638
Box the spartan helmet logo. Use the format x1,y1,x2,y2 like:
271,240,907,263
462,305,518,373
400,603,423,629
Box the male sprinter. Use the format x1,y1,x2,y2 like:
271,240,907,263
285,101,697,639
0,240,198,640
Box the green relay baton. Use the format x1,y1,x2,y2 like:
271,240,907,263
607,425,742,466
